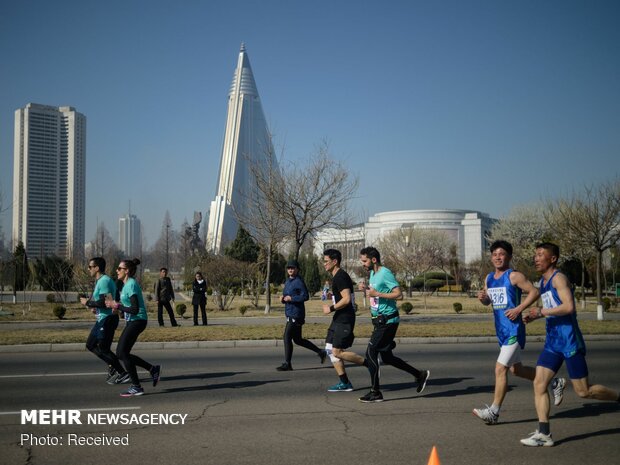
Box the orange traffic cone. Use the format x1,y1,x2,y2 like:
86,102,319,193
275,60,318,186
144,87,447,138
427,446,441,465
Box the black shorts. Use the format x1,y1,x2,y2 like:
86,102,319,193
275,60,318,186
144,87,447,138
326,321,355,349
369,322,398,352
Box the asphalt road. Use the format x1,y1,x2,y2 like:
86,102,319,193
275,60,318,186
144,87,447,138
1,342,619,465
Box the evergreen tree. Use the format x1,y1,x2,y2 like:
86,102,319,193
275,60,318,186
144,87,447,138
224,227,260,263
300,254,321,296
13,241,30,291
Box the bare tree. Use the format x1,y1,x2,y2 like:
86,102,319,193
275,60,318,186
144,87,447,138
279,141,359,260
545,179,620,319
236,149,288,313
488,203,552,279
152,211,178,270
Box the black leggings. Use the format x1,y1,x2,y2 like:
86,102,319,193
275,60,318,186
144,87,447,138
116,319,152,387
283,321,321,364
366,322,421,392
86,314,125,374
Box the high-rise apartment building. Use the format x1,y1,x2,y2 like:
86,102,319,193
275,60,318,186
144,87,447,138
119,213,141,257
206,44,279,254
12,103,86,259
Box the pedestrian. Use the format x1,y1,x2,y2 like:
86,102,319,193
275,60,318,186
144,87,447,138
357,246,430,402
155,267,179,327
107,258,161,397
80,257,129,384
276,259,327,371
192,271,208,326
473,240,564,424
321,280,331,301
322,249,365,392
520,242,620,446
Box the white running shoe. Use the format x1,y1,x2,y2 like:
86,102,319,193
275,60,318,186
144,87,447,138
552,377,566,406
520,430,554,447
472,405,499,425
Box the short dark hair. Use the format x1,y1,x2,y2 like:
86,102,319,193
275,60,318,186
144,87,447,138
360,246,381,264
160,267,168,273
490,240,513,256
323,249,342,266
89,257,106,273
121,258,141,277
535,242,560,259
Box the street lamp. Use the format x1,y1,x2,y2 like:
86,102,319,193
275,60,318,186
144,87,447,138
405,234,412,297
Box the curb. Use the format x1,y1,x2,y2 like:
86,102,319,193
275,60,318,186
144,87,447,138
0,334,619,353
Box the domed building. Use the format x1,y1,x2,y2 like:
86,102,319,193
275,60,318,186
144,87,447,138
314,209,495,270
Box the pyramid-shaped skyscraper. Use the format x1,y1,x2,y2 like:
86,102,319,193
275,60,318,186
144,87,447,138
206,44,278,253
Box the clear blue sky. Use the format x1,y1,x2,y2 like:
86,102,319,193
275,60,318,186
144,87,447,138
1,0,619,248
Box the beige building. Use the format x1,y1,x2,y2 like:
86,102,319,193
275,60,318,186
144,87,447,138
12,103,86,259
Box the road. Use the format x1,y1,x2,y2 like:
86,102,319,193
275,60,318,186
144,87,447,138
1,342,619,465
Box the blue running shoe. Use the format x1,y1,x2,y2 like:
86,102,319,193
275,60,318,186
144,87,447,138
120,385,144,397
327,381,353,392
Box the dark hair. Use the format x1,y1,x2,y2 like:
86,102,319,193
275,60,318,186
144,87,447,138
121,258,141,277
89,257,106,273
160,267,168,273
195,271,204,280
360,246,381,264
535,242,560,259
323,249,342,266
490,240,513,256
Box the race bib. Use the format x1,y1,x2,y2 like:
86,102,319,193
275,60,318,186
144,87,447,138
487,287,508,309
541,291,558,309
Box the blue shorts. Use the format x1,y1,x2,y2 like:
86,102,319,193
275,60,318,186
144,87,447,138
537,349,589,380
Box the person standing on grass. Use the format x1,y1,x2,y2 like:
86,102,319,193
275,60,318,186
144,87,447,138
473,240,565,425
192,272,208,326
155,267,179,327
357,246,429,402
520,242,620,447
80,257,129,385
276,259,327,371
107,258,161,397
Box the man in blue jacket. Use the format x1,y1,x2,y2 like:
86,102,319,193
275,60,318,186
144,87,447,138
277,260,327,371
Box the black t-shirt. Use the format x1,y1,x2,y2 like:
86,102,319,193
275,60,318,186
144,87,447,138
331,268,356,324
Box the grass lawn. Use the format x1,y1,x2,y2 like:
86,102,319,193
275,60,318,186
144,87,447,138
1,294,618,345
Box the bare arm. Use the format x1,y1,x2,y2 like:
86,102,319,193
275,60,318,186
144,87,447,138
504,271,540,320
367,286,403,301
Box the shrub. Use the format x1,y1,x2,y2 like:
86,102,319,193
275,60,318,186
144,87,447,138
46,293,56,303
239,305,250,316
602,297,611,311
574,291,582,302
400,302,413,314
175,303,187,317
453,302,463,313
146,293,153,302
53,305,66,319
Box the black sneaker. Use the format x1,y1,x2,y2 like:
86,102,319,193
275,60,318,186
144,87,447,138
276,363,293,371
120,385,144,397
416,370,430,394
114,373,131,384
318,350,327,364
106,367,118,384
150,365,161,387
359,391,384,403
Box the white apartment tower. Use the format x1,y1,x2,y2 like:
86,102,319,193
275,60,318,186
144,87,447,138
119,213,142,257
206,44,278,253
12,103,86,259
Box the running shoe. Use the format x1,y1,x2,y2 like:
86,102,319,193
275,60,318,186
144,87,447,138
105,367,118,384
552,377,566,406
359,391,384,403
276,363,293,371
120,385,144,397
150,365,161,387
520,430,554,447
327,381,354,392
416,370,430,393
113,372,131,384
472,405,499,425
318,350,327,364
